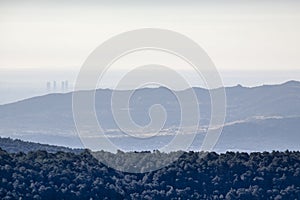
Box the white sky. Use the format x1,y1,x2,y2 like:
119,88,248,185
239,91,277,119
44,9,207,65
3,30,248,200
0,0,300,71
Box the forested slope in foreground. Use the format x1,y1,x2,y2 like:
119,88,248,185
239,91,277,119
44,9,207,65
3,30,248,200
0,137,83,154
1,148,300,200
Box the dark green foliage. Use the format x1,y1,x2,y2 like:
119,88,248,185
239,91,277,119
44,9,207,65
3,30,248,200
0,148,300,199
0,137,83,154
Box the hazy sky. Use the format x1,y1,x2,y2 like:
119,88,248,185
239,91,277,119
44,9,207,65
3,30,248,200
0,0,300,71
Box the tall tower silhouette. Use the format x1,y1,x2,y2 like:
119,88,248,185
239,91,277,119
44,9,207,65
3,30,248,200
65,80,69,91
53,81,57,91
46,82,51,92
61,81,65,92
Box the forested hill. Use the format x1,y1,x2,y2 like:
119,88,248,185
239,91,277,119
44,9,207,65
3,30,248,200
0,148,300,199
0,137,83,154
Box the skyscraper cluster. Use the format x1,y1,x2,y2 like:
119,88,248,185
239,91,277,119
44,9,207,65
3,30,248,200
46,80,69,93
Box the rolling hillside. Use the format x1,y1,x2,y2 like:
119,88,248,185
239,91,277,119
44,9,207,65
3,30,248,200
0,81,299,151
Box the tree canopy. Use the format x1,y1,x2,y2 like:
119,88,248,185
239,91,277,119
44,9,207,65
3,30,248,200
1,148,300,199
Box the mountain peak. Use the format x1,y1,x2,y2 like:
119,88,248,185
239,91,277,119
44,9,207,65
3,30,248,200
281,80,300,86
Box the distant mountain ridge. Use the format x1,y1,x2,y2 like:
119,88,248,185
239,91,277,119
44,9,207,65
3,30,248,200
0,81,299,151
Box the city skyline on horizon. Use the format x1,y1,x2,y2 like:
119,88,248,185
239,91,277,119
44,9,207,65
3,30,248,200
0,69,299,105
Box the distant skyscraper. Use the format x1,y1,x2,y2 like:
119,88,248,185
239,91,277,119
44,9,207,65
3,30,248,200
46,82,51,92
61,81,65,92
53,81,57,91
65,80,69,91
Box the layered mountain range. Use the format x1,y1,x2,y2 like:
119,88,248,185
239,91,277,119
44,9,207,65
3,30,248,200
0,81,299,152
